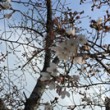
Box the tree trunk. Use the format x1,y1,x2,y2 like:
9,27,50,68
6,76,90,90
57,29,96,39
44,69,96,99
105,97,110,110
24,0,53,110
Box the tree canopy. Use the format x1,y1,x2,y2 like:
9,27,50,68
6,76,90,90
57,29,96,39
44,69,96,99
0,0,110,110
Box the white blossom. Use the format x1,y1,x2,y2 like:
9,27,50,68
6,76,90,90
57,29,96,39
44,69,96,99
40,72,51,81
51,42,71,60
51,34,87,61
51,39,78,60
7,106,12,110
59,40,71,54
60,88,70,99
48,81,55,90
73,56,85,64
77,34,88,45
85,97,91,104
7,0,11,2
66,28,75,36
97,18,102,25
67,38,78,56
82,97,92,104
81,65,86,72
68,105,75,109
57,39,78,59
70,75,80,82
47,62,58,76
58,50,70,60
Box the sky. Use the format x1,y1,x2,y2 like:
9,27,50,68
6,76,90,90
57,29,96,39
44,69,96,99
0,0,110,110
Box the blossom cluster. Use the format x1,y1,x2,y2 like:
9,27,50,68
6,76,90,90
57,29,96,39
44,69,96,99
56,87,70,99
51,29,88,61
40,29,87,99
40,62,80,99
40,62,58,81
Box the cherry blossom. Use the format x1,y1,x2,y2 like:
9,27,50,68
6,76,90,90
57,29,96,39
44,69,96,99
51,42,71,60
97,18,102,25
48,81,56,90
40,63,58,81
40,72,51,81
67,38,78,56
51,32,88,61
66,28,75,36
47,62,58,76
7,0,11,2
60,88,70,99
73,56,85,64
70,75,80,82
82,97,92,104
77,34,88,45
67,105,76,109
51,39,78,60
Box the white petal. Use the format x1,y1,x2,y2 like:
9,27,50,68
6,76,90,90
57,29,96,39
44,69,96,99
7,0,11,3
47,62,57,73
97,18,102,25
50,46,57,51
40,76,48,81
71,75,80,82
40,72,51,81
48,81,55,90
77,34,88,45
41,72,49,76
50,62,57,69
74,57,85,64
61,93,65,99
47,67,52,73
66,91,70,97
67,29,75,36
67,39,78,55
58,52,69,60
